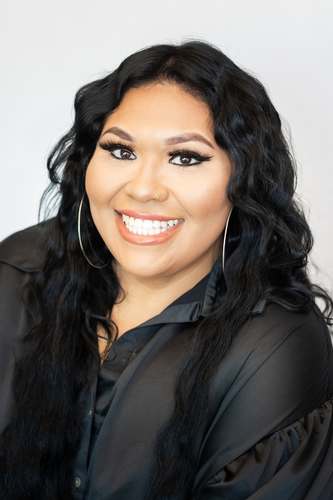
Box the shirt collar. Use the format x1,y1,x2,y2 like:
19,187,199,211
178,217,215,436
139,258,225,327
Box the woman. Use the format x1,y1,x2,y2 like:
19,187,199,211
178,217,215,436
0,40,332,500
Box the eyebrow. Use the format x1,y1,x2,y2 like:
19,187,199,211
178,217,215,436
102,126,134,141
164,133,214,149
102,127,214,149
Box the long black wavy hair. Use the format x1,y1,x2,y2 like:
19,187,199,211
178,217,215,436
0,40,332,500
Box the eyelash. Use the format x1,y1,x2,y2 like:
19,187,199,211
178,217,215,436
168,149,212,166
99,141,136,160
99,140,213,166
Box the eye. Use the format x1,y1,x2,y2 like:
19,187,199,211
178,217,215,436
99,141,136,161
111,148,136,160
170,154,200,166
169,150,213,166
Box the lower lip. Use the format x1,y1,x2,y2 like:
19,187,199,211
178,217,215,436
115,212,183,245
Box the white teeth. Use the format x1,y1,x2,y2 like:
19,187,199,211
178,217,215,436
134,219,143,228
121,213,181,235
143,220,153,229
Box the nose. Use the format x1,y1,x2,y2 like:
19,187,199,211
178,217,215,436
124,158,168,203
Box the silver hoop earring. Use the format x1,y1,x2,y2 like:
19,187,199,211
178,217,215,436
78,195,107,269
222,208,233,273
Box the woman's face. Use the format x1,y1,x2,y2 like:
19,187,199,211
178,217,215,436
86,82,233,284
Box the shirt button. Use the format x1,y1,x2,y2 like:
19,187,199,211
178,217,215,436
88,407,92,417
74,477,81,488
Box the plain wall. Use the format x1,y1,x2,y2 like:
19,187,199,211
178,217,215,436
1,0,332,291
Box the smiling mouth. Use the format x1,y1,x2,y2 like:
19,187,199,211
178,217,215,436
121,214,182,235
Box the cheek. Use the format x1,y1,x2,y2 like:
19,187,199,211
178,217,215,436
85,160,116,208
185,175,231,225
85,161,101,204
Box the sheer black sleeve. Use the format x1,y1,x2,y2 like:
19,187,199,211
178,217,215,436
192,304,333,499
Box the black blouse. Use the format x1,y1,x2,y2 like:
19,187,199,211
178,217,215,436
0,222,333,500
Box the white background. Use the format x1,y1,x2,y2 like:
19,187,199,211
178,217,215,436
1,0,332,291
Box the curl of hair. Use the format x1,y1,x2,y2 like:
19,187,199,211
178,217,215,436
0,40,332,499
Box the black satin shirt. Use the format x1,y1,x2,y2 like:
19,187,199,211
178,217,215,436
0,222,333,499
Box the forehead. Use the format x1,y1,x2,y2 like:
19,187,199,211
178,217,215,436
102,82,213,136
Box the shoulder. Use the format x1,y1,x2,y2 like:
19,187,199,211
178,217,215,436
0,219,55,272
238,301,331,362
230,300,332,366
0,222,54,428
211,301,332,433
200,303,333,474
229,303,332,402
0,219,55,371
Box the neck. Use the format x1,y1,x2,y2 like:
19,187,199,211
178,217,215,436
111,254,219,337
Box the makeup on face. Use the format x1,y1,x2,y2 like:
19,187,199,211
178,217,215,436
114,209,184,245
85,82,232,282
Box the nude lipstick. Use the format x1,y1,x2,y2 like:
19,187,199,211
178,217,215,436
114,210,184,245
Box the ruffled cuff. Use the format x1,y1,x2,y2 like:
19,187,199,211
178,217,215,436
195,400,333,500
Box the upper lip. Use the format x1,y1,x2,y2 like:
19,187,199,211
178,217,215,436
116,209,182,221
